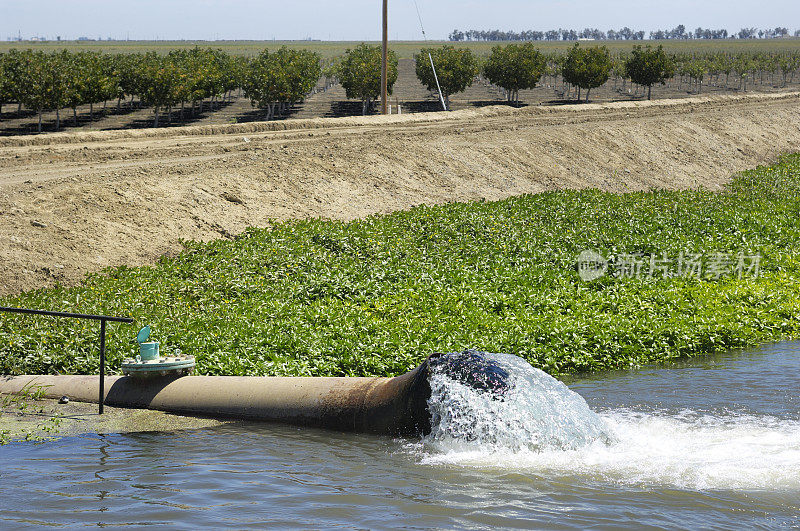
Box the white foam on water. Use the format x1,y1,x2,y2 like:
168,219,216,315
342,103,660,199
418,352,800,491
425,352,613,452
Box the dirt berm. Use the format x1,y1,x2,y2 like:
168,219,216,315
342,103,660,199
1,92,799,296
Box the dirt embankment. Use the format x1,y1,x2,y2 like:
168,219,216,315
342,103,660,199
1,92,799,296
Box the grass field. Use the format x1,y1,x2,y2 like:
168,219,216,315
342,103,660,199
2,39,800,59
2,154,800,378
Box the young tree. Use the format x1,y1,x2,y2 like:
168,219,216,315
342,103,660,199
17,51,64,132
63,52,86,126
2,50,28,115
562,43,612,102
243,51,281,120
0,53,7,123
276,47,322,108
112,53,143,109
243,47,321,120
683,58,708,94
67,52,117,123
414,45,478,109
482,42,547,105
732,54,753,91
777,53,800,87
624,45,676,99
137,53,181,127
339,43,398,115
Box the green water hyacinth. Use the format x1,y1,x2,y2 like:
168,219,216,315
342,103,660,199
2,156,800,377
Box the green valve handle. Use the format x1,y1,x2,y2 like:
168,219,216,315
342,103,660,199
136,325,151,344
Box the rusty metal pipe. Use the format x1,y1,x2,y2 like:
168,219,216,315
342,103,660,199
0,363,433,435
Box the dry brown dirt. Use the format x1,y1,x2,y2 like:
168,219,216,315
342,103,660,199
1,91,799,296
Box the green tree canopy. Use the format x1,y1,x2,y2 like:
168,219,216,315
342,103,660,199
562,43,612,102
624,45,676,100
0,54,8,121
1,50,29,111
339,43,398,115
483,43,547,105
243,47,321,120
16,51,65,131
414,45,478,109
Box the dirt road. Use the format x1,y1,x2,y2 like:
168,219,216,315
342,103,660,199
1,92,799,296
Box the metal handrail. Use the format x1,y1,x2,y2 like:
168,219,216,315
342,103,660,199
0,306,134,414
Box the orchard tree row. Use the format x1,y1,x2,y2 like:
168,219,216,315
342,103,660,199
0,47,324,131
410,44,800,106
0,48,247,130
2,44,800,133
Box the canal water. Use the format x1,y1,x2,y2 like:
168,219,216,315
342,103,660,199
1,342,798,529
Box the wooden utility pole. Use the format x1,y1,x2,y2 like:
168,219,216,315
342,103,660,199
381,0,389,114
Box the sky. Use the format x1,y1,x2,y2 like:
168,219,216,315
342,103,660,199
0,0,798,41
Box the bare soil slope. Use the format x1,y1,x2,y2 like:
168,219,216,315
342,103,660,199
1,92,799,296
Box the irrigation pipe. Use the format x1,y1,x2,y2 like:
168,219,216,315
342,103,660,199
0,362,434,435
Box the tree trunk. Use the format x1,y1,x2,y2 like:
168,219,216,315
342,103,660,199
585,88,591,102
38,110,43,133
73,107,78,126
577,86,581,101
154,106,159,127
118,97,122,110
56,108,60,131
180,101,185,122
648,85,652,100
89,102,93,120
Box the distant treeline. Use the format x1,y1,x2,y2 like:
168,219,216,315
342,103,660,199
449,26,799,42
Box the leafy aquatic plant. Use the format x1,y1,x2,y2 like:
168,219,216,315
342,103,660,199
2,155,800,377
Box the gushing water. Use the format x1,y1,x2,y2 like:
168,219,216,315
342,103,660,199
424,351,614,452
420,350,800,491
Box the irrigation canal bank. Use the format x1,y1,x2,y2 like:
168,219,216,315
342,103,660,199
1,91,799,296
